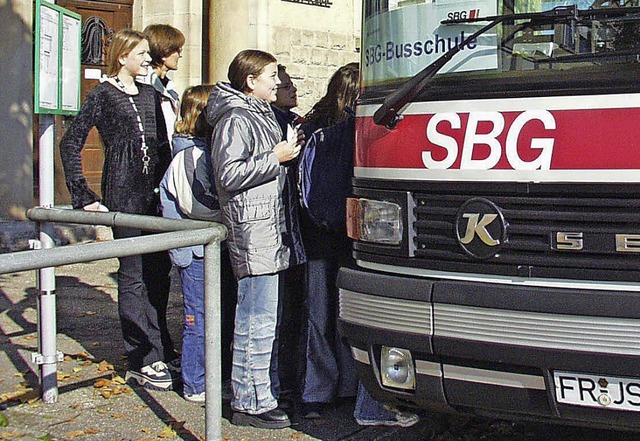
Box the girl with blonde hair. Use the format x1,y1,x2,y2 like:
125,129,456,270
60,28,173,391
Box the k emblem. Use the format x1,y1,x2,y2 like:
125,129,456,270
455,198,507,259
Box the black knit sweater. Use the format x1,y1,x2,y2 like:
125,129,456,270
60,81,171,214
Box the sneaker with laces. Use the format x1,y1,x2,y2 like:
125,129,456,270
125,361,173,391
355,409,420,427
184,391,205,403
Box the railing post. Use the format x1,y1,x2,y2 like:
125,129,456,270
5,208,227,438
36,114,60,403
204,240,223,441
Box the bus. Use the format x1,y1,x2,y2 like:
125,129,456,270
338,0,640,430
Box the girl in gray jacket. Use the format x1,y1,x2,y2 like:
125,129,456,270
206,50,305,429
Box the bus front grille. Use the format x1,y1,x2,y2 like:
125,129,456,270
412,188,640,282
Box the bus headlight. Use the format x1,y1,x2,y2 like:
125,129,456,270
380,346,415,390
346,198,402,245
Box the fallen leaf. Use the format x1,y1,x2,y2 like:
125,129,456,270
111,375,126,385
64,430,85,439
72,367,82,373
94,379,111,388
1,389,37,404
57,373,71,382
0,413,8,427
0,430,24,439
97,361,113,372
84,310,97,315
64,355,73,362
111,413,123,419
84,428,99,435
36,434,52,441
158,425,176,438
140,428,152,434
19,390,39,404
100,389,112,399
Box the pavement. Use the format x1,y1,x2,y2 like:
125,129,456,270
0,222,636,441
0,225,440,441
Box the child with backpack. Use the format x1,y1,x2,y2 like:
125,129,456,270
159,85,237,402
298,63,419,427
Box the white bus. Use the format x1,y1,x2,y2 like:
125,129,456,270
339,0,640,430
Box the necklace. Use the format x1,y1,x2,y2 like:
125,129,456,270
112,75,136,94
112,76,150,175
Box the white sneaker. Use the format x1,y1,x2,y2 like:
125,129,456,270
125,361,173,391
184,391,205,403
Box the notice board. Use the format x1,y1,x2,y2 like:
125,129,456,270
34,0,81,115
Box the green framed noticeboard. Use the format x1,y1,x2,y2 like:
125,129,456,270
34,0,81,115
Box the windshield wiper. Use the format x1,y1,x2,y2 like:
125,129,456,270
373,6,580,128
374,5,640,128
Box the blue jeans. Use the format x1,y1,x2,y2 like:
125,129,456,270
178,256,205,396
354,382,396,421
300,218,358,404
232,274,279,414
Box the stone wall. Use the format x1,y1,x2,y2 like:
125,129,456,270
0,0,34,220
267,0,361,115
273,27,359,115
133,0,204,96
136,0,362,115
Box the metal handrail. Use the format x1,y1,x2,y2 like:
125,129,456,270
0,207,227,441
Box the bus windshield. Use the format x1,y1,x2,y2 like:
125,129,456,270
362,0,640,101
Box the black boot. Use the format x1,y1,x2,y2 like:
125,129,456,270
231,407,291,429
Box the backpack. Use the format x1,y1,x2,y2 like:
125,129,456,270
163,137,220,221
299,117,355,230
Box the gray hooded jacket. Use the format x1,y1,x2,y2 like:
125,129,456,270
206,82,292,279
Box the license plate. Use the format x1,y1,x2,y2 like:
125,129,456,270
554,371,640,412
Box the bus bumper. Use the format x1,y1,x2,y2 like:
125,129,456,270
337,266,640,430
